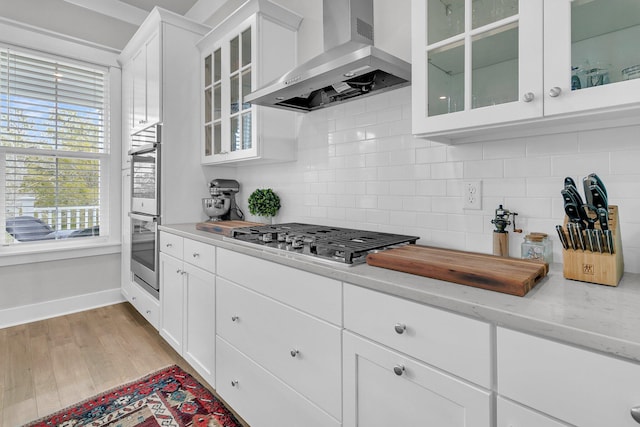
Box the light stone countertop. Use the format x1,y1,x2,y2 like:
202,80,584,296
160,223,640,364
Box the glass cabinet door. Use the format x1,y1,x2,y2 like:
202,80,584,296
544,0,640,115
229,27,253,154
203,48,222,159
413,0,543,136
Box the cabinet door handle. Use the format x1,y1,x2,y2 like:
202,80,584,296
231,380,239,387
631,405,640,423
145,310,151,315
522,92,535,102
394,323,407,334
231,316,239,322
192,253,200,258
393,364,405,376
176,269,182,274
166,243,173,248
549,86,562,97
290,349,300,358
131,296,137,301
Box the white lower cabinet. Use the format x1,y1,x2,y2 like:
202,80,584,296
215,249,342,425
159,232,216,387
216,336,341,427
343,331,492,427
497,397,569,427
497,327,640,427
122,278,160,329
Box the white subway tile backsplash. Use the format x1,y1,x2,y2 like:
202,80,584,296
232,90,640,273
550,152,610,176
464,159,504,178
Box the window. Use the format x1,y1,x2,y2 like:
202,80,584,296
1,46,109,246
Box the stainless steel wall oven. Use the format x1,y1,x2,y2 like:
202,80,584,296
129,124,161,298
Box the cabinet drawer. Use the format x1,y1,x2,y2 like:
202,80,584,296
159,232,183,258
127,280,160,330
344,284,491,388
497,327,640,427
217,248,342,325
217,278,341,419
343,331,491,427
497,397,569,427
216,337,341,427
183,238,215,273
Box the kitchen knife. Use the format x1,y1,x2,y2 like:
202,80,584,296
604,230,614,254
594,229,604,253
556,225,569,250
597,207,609,231
585,229,595,252
561,188,588,229
588,173,608,199
588,184,608,211
576,225,586,250
564,176,577,189
567,223,578,250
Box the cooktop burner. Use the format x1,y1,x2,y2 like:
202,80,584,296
229,223,418,265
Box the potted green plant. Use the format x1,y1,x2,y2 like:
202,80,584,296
248,188,281,223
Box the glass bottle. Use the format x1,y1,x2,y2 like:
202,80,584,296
521,233,553,264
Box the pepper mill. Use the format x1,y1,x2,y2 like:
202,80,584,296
491,205,522,257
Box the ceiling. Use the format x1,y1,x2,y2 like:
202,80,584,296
0,0,207,51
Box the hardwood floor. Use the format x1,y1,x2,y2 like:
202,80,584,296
0,302,246,426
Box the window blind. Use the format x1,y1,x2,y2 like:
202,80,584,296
1,47,108,245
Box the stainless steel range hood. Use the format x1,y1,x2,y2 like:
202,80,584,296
245,0,411,112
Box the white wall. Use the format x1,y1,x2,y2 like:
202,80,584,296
228,86,640,273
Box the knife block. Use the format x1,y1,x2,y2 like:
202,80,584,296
562,205,624,286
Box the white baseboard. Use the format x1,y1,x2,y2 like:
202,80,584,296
0,288,126,329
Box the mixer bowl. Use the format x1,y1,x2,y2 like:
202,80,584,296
203,197,230,221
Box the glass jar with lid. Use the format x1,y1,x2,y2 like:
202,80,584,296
521,232,552,264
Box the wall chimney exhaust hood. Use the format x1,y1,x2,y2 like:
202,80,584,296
245,0,411,112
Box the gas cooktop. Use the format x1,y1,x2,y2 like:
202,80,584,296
229,223,419,265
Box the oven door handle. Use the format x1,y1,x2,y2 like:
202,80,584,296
128,143,158,156
129,212,159,222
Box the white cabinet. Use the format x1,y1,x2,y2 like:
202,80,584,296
497,397,570,427
497,327,640,427
197,0,301,165
412,0,640,143
122,278,160,328
343,331,491,427
215,248,342,425
131,30,161,132
343,284,492,427
159,232,216,387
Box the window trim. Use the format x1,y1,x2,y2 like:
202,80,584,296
0,20,122,264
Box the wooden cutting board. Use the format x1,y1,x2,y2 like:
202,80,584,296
366,245,548,297
196,220,264,237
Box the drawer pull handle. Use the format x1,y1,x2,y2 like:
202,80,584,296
290,349,300,358
231,380,239,387
394,323,407,334
192,253,200,258
145,310,151,315
131,296,137,301
166,243,173,248
176,269,182,274
393,365,405,376
631,406,640,423
231,316,239,322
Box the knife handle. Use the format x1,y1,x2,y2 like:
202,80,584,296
567,223,578,250
556,225,569,250
604,230,614,254
586,229,595,252
576,227,586,251
597,207,609,231
594,229,604,253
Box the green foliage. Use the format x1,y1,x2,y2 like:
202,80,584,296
248,188,281,217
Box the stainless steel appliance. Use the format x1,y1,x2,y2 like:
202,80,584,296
129,125,161,216
129,124,161,298
130,212,159,298
202,179,244,221
245,0,411,112
229,223,418,265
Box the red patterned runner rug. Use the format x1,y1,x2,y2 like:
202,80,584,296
25,365,241,427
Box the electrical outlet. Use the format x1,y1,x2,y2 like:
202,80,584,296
463,180,482,210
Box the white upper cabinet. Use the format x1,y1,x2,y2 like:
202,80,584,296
412,0,640,143
131,30,161,132
197,0,302,165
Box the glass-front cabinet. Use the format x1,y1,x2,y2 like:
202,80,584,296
412,0,640,143
544,0,640,116
198,1,302,165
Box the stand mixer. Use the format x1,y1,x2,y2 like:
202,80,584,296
202,179,244,221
